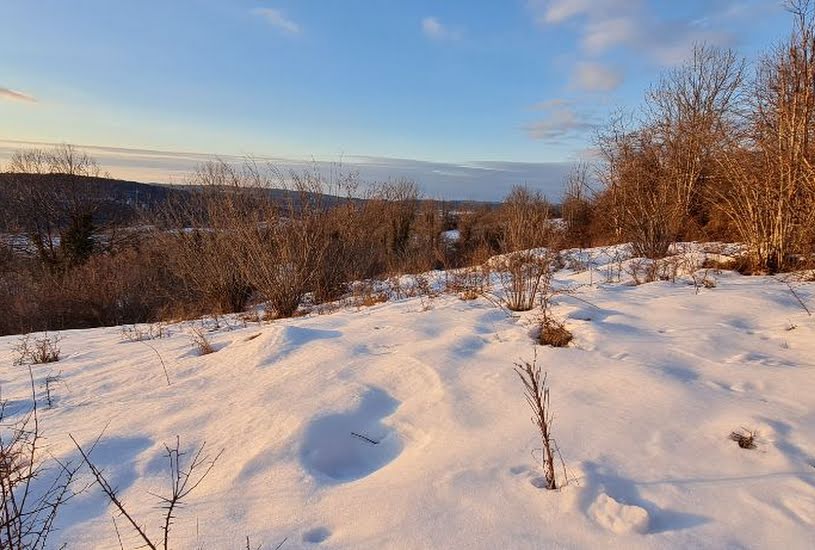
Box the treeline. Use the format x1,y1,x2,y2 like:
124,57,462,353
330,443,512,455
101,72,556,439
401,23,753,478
0,147,555,335
563,1,815,271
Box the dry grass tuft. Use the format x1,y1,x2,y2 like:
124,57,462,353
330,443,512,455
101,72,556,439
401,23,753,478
190,328,216,355
539,319,573,348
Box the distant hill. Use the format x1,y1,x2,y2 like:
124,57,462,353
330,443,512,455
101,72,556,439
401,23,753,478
0,172,500,232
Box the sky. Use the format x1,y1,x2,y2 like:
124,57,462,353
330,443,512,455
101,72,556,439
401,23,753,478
0,0,792,200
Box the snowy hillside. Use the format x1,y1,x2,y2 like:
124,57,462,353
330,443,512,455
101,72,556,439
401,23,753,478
1,245,814,549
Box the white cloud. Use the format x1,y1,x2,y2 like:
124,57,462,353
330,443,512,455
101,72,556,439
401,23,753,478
421,17,462,41
253,8,300,34
0,87,37,103
571,62,622,92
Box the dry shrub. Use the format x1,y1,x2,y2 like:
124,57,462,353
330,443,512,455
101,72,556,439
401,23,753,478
154,161,256,315
12,333,61,365
351,281,389,308
121,323,167,342
190,327,216,355
445,265,490,300
712,4,815,272
539,319,572,347
496,252,553,312
562,162,595,248
729,428,757,449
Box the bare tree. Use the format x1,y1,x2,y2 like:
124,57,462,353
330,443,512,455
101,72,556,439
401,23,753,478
647,44,746,221
715,1,815,271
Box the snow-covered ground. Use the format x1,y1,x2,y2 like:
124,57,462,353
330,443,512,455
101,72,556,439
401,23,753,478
2,245,814,549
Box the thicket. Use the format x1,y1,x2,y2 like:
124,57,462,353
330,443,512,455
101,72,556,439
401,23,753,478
563,1,815,273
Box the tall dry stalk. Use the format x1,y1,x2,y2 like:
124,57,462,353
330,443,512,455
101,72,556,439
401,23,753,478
514,355,558,490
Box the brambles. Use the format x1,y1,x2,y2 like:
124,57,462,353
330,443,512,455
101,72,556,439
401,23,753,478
1,372,82,549
72,435,223,549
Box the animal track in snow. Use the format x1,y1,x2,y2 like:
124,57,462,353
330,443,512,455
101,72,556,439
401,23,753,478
300,387,402,483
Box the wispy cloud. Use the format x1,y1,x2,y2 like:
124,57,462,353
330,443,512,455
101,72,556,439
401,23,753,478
524,102,598,142
253,7,300,34
530,98,571,110
0,87,37,103
421,17,463,41
529,0,740,65
571,62,622,92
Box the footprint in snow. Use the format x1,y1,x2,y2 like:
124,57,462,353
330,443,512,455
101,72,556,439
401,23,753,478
302,527,331,544
300,387,403,483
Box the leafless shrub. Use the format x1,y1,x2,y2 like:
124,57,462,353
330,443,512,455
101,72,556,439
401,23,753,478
495,252,553,312
121,323,167,342
71,435,223,550
190,327,216,355
12,333,61,366
691,269,717,293
238,310,265,325
445,265,490,301
729,428,757,449
351,281,389,308
1,372,82,549
514,353,563,490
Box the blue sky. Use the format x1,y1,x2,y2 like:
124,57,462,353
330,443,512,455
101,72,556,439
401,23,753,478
0,0,791,199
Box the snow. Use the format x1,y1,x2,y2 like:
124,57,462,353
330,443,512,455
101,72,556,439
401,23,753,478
1,244,815,549
441,229,461,243
589,493,650,534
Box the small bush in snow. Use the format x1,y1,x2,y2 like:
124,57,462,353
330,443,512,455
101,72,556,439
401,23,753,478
13,333,61,366
539,319,573,348
496,252,553,312
190,327,216,355
729,428,757,450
